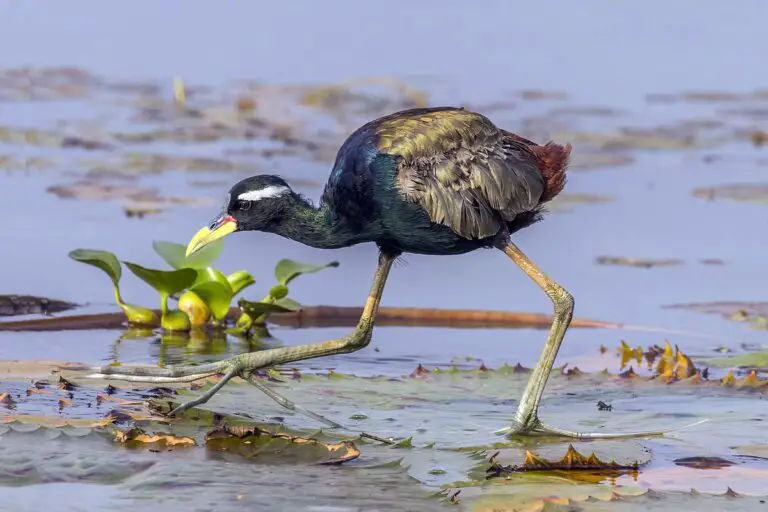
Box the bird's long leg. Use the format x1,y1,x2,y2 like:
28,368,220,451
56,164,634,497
86,251,397,418
496,240,675,439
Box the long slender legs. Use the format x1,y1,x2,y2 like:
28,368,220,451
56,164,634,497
87,250,398,418
497,240,676,439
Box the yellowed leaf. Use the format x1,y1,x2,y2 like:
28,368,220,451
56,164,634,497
114,426,196,448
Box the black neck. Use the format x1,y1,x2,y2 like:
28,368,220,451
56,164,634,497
269,194,367,249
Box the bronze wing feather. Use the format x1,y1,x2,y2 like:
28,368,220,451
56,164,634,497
376,108,545,239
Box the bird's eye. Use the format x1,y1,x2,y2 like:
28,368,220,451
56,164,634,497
236,200,251,211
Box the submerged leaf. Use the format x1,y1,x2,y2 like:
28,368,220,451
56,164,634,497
204,424,359,464
152,239,224,269
274,259,339,285
69,249,122,288
123,262,197,296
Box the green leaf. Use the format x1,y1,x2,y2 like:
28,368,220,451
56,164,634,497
193,267,233,295
274,259,339,285
161,309,191,331
268,284,289,300
69,249,122,288
177,290,211,327
189,282,233,321
227,271,256,296
274,297,302,311
123,262,198,296
152,239,224,270
238,298,294,318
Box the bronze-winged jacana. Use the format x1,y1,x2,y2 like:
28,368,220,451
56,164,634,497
91,107,662,438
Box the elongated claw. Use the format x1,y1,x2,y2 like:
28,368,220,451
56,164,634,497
494,417,710,439
245,373,346,429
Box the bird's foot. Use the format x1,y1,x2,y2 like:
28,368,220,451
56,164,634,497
494,414,709,440
83,360,345,428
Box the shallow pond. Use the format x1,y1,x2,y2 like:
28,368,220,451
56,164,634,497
1,1,768,510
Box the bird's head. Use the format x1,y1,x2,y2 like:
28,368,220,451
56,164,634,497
185,175,295,256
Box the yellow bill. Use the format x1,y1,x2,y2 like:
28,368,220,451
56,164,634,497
185,215,238,257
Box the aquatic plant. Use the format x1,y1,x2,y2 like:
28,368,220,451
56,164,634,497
68,240,338,333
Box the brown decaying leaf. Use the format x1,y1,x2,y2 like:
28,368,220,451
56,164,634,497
0,393,15,408
204,424,360,465
486,444,641,477
114,426,196,449
617,340,767,388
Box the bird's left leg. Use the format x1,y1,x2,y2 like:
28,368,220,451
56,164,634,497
495,239,685,439
85,250,397,421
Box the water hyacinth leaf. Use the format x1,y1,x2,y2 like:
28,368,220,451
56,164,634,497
238,298,294,318
177,290,211,327
274,259,339,285
152,239,224,270
268,284,289,300
120,303,159,326
161,309,191,332
192,267,233,294
123,262,198,296
68,249,122,288
274,297,302,311
227,270,255,296
189,281,232,321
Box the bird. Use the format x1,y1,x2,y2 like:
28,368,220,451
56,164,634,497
91,107,660,439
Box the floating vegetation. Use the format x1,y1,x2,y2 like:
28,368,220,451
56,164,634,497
68,239,337,334
692,183,768,205
595,256,685,269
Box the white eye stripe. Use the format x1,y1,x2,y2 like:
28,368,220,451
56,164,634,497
237,185,290,202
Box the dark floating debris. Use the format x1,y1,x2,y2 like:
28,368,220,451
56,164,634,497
0,295,77,317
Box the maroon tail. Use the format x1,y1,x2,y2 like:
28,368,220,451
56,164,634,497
504,132,571,203
531,142,571,203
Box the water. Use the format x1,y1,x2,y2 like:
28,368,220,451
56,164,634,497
1,1,767,510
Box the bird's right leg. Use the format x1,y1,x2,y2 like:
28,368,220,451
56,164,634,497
496,239,688,439
86,250,397,419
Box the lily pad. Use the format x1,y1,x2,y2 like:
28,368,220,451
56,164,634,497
274,259,339,286
204,424,360,465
